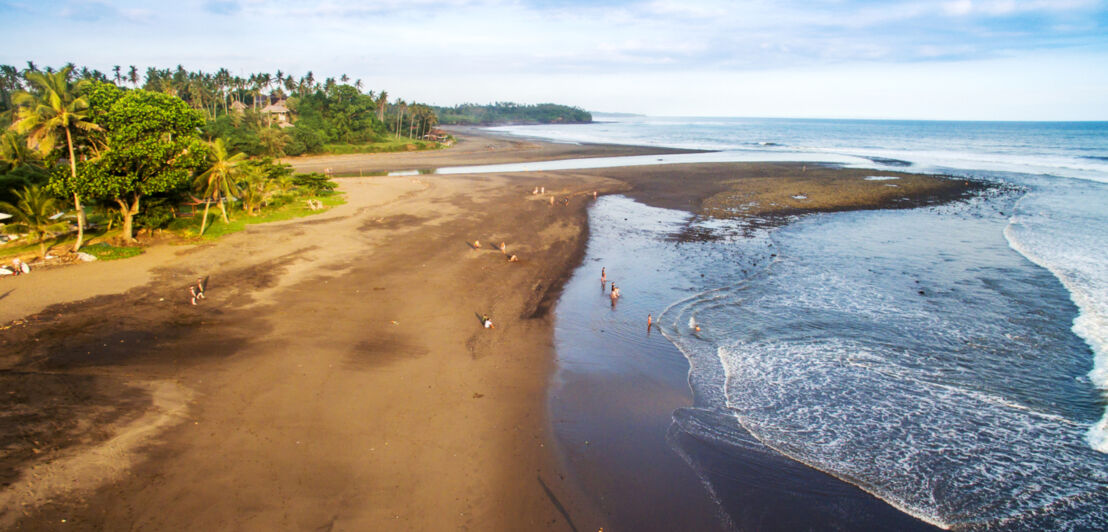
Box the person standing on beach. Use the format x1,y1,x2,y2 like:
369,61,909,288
601,267,606,283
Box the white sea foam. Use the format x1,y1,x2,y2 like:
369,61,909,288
1002,181,1108,453
527,117,1108,526
659,202,1108,528
864,175,900,181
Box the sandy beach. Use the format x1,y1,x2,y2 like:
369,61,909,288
0,130,982,530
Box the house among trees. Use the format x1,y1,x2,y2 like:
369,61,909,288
260,99,292,127
423,128,449,142
230,100,247,115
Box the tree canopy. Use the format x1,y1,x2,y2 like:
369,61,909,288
433,102,591,126
75,82,208,240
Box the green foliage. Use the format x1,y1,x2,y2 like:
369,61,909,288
202,113,265,156
134,196,177,230
75,82,208,240
291,172,337,194
0,185,69,258
434,102,591,125
81,242,143,261
169,192,345,239
236,157,294,214
83,83,208,201
292,87,384,145
284,126,323,156
0,132,48,203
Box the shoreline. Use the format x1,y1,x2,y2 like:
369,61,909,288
1,128,986,530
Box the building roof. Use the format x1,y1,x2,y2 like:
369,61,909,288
261,101,289,114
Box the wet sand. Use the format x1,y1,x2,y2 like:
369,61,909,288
0,129,983,530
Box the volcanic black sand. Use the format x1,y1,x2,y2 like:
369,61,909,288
0,128,984,530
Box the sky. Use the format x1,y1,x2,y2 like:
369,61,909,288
1,0,1107,120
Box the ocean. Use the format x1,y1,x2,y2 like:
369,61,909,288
489,117,1108,529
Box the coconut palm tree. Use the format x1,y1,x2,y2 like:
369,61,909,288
194,138,245,236
375,91,388,121
0,185,69,259
11,65,100,251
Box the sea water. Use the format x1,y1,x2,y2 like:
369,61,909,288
507,117,1108,529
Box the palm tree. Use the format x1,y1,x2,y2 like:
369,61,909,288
0,185,69,259
194,138,245,236
376,91,388,121
128,65,139,88
11,65,100,252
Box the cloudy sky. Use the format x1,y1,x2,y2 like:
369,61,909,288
2,0,1106,120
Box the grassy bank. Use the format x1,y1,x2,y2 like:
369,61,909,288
0,194,345,262
170,193,346,239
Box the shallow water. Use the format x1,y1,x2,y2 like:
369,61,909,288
659,192,1107,529
539,117,1108,529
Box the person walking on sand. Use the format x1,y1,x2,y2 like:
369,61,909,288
473,240,481,250
499,242,506,254
196,277,207,300
482,314,495,329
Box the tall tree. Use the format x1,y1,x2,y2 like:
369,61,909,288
375,90,388,121
127,65,139,88
11,65,99,251
194,137,245,235
82,83,208,241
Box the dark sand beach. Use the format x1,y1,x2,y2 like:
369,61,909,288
0,129,981,530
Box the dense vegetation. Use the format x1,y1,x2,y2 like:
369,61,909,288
433,102,591,125
1,62,421,256
1,62,441,160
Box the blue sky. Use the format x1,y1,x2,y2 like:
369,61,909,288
2,0,1106,119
